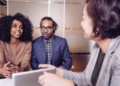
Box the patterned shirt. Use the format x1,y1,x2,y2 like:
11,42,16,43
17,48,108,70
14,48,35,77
44,39,52,64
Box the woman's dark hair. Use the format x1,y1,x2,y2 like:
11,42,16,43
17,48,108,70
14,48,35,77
0,13,33,43
86,0,120,39
40,17,58,33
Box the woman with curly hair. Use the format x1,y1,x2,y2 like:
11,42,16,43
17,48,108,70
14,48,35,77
0,13,33,78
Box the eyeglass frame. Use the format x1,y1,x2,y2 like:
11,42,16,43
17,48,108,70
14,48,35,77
40,26,54,31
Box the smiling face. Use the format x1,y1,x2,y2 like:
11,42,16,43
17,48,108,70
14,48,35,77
81,4,95,40
10,19,23,40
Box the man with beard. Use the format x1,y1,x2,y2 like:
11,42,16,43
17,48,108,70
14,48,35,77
30,17,72,70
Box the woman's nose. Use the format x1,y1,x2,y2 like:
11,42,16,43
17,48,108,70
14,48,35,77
16,27,20,30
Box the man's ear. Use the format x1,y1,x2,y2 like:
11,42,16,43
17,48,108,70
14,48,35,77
53,26,55,30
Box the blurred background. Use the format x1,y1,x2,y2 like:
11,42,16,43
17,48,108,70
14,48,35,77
0,0,95,72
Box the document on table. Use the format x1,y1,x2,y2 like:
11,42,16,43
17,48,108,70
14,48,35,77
0,78,13,86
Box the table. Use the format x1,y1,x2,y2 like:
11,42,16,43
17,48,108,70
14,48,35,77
0,78,13,86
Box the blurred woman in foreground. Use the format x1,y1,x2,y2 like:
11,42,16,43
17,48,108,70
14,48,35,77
38,0,120,86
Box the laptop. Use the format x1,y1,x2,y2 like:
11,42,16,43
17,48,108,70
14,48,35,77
12,68,56,86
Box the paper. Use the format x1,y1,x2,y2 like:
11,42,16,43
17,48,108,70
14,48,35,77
0,78,13,86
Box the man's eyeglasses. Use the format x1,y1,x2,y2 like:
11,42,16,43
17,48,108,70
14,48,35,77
40,26,53,31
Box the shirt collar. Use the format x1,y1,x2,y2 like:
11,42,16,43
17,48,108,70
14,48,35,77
44,36,53,44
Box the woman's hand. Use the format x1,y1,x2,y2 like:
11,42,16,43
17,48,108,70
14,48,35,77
11,65,20,73
2,61,12,78
39,64,55,69
38,71,74,86
2,62,20,78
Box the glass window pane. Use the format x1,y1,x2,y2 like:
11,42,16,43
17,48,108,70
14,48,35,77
65,0,91,53
50,0,64,37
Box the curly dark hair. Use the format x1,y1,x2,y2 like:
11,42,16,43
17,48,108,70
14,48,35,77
0,13,33,43
40,17,58,33
86,0,120,39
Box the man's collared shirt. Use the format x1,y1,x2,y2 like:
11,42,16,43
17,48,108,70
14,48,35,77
44,38,52,64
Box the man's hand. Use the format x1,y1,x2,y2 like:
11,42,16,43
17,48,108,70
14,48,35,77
58,66,65,69
39,64,55,69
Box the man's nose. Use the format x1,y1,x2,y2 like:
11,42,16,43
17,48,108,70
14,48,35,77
44,28,48,32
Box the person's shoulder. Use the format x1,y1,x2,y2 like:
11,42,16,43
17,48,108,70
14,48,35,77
114,43,120,55
26,41,32,46
0,40,3,44
0,40,8,46
32,36,43,43
112,44,120,66
111,37,120,60
0,40,4,46
20,41,32,47
54,35,66,41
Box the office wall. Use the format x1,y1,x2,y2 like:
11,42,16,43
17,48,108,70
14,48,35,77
8,2,48,39
65,3,90,53
8,0,95,53
0,5,7,17
50,1,64,37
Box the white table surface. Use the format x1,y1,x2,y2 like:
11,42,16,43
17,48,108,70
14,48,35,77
0,78,13,86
